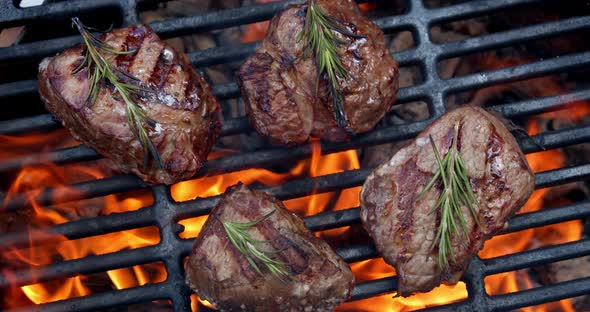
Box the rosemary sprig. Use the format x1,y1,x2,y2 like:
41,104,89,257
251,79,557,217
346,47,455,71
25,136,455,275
417,123,480,272
71,17,162,169
298,1,365,131
221,210,289,279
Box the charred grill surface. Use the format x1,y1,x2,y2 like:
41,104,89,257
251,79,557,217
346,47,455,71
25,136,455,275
0,0,589,311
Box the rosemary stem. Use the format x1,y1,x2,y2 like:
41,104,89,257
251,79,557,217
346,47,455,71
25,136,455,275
71,18,163,169
418,121,479,272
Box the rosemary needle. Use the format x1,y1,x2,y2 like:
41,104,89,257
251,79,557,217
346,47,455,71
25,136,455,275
222,210,289,279
298,1,365,131
417,123,480,272
71,17,163,169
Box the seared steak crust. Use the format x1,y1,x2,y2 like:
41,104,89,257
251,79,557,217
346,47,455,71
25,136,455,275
360,106,535,296
38,25,221,184
185,184,354,311
237,0,399,145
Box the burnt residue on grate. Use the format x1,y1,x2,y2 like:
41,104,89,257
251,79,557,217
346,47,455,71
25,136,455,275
0,0,590,311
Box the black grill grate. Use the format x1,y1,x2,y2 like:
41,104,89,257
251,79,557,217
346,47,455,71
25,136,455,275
1,0,590,311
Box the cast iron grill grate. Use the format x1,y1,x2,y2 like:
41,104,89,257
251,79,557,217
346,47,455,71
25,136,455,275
1,0,590,311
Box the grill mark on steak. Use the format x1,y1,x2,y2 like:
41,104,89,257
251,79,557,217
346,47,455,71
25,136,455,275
394,159,430,258
272,235,308,274
253,199,309,275
239,53,273,113
456,122,464,151
211,215,260,282
320,259,340,275
443,124,456,151
199,226,223,281
116,26,145,71
148,50,174,89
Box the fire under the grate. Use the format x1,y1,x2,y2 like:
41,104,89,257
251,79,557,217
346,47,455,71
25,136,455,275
0,0,590,311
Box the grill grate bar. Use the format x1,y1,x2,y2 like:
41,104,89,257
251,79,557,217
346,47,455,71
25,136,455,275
0,245,162,288
12,237,590,312
2,38,588,122
490,276,590,311
517,124,590,153
0,145,99,174
188,11,590,69
7,283,169,312
304,207,362,232
148,1,302,38
0,175,147,212
349,277,398,302
2,117,589,177
441,51,590,94
0,205,156,250
492,89,590,118
483,239,590,275
421,0,542,23
3,196,589,260
0,80,37,98
437,16,590,59
0,117,253,172
177,164,590,218
535,164,590,189
505,200,590,234
0,114,60,136
0,0,121,27
189,42,258,67
10,235,589,312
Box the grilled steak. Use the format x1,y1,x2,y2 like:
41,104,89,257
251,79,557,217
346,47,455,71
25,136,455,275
185,183,355,311
237,0,399,145
360,106,535,296
38,24,221,184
